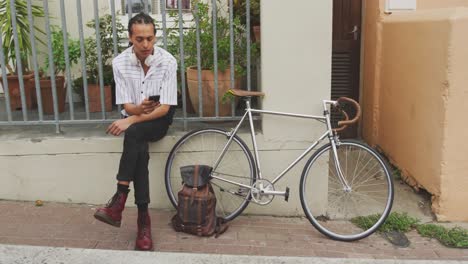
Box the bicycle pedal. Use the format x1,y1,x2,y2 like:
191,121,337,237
285,187,290,202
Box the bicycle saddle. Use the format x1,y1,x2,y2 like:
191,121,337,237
228,89,265,97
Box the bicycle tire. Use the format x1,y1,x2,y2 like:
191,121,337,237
300,140,394,241
165,128,256,221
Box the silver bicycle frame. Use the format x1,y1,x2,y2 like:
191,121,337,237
211,98,351,194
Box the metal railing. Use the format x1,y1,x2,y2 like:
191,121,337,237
0,0,257,132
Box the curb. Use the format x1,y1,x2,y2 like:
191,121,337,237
0,244,466,264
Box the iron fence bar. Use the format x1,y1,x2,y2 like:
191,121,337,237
128,0,133,19
229,0,235,116
60,0,75,119
246,0,251,93
144,0,149,13
10,0,28,121
245,0,252,93
27,0,43,121
93,0,107,119
111,2,119,57
0,120,114,125
160,0,168,54
0,0,255,126
43,0,61,132
76,0,90,119
177,0,187,130
173,116,260,121
111,0,121,114
212,0,219,117
0,31,12,122
194,2,202,117
0,115,260,126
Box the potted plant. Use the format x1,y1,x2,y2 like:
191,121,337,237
167,0,259,117
39,27,80,114
0,0,45,110
73,14,125,112
233,0,261,43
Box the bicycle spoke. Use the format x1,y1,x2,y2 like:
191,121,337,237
165,129,255,221
300,141,393,241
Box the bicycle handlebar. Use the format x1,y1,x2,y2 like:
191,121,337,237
333,110,349,132
333,97,361,132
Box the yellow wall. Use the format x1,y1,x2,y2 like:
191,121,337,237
417,0,468,10
362,0,468,221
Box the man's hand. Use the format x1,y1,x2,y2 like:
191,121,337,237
140,98,160,114
106,118,133,136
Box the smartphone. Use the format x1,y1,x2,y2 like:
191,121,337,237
148,95,160,102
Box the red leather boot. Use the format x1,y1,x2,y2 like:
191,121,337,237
94,190,129,227
135,211,153,251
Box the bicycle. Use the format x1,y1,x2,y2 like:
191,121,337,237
165,89,394,241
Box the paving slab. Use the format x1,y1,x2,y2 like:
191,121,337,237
0,200,467,261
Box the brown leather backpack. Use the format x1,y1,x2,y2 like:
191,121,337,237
171,165,228,237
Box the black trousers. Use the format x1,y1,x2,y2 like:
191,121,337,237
116,116,170,205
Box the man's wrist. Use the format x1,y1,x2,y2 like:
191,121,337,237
138,104,145,115
127,115,138,124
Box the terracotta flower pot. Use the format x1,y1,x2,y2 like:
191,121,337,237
0,73,35,111
38,76,66,114
87,84,112,112
253,25,261,43
186,67,240,117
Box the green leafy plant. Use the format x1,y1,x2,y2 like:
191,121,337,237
73,14,125,99
167,0,259,75
0,0,45,74
43,26,81,76
352,212,468,249
351,212,420,233
85,14,125,85
417,224,468,248
233,0,261,27
221,89,236,104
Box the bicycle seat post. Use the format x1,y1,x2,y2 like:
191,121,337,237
244,97,252,111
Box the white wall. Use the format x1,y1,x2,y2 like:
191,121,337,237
261,0,333,141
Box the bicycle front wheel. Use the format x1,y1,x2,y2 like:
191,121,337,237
300,140,394,241
165,128,256,221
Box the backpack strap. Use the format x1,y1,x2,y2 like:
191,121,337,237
214,217,229,238
190,165,200,205
193,164,199,189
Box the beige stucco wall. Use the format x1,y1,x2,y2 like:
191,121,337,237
362,0,468,145
438,10,468,221
0,130,328,216
362,1,468,221
417,0,468,10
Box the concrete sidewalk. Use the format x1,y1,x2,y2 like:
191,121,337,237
0,200,467,262
0,244,467,264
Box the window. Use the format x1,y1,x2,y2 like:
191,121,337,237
166,0,190,10
121,0,158,14
120,0,191,14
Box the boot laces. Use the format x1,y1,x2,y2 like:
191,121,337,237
139,226,151,238
105,193,119,208
138,214,151,237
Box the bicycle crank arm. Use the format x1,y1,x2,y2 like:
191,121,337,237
261,188,290,201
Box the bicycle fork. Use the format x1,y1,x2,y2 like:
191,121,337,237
323,100,352,192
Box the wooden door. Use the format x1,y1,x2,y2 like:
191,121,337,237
331,0,362,138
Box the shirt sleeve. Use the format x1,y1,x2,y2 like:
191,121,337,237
113,63,132,105
159,58,178,106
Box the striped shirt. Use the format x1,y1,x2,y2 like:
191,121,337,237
112,45,178,116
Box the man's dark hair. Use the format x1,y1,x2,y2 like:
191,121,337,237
128,12,157,36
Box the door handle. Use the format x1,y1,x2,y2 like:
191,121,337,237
348,25,359,40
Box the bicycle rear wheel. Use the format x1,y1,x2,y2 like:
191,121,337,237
300,140,393,241
165,128,256,221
